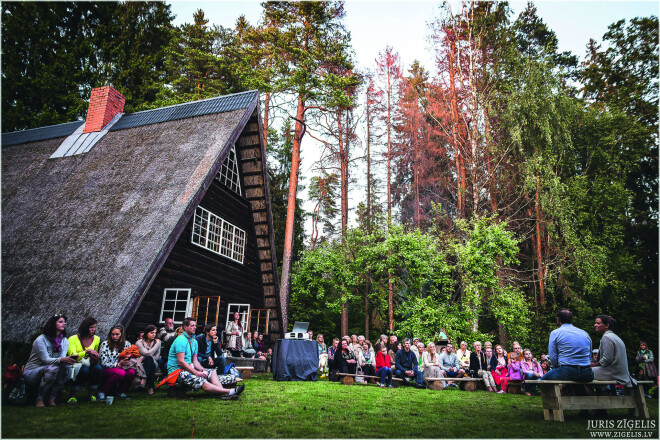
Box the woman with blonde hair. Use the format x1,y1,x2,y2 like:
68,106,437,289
490,344,510,393
316,334,328,378
421,343,444,380
469,341,497,392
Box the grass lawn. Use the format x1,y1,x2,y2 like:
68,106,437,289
2,375,658,438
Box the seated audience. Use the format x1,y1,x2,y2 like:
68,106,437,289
327,338,339,373
394,338,424,388
508,341,523,364
375,334,388,352
388,335,398,350
317,334,328,378
410,338,420,359
508,347,523,383
456,341,471,372
67,317,102,402
337,339,358,375
417,343,425,368
469,341,496,392
520,348,543,395
98,324,134,401
421,342,444,381
491,344,510,393
157,317,177,371
484,341,493,352
375,344,393,387
166,317,243,399
358,341,375,377
439,342,465,387
253,331,266,356
136,325,161,395
590,315,633,388
349,334,359,355
388,342,401,366
242,331,257,358
540,359,551,375
195,324,225,376
24,314,76,407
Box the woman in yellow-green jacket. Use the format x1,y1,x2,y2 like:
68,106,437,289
66,317,102,402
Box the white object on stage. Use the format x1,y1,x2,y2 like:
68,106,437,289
284,321,310,340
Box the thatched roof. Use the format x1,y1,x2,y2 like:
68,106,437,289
2,91,272,342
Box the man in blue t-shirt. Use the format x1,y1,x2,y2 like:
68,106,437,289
167,317,244,400
542,309,594,383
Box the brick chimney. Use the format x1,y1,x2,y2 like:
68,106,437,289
83,86,125,133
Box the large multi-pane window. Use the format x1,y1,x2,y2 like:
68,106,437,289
159,288,192,324
192,206,245,264
215,146,242,195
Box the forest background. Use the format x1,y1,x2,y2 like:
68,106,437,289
2,1,657,359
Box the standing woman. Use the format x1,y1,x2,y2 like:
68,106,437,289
24,314,76,407
491,345,510,393
225,312,244,357
469,341,497,392
636,341,657,397
421,343,445,381
98,324,134,401
316,334,328,378
67,317,102,402
136,325,161,395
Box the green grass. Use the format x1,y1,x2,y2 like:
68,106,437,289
2,375,658,438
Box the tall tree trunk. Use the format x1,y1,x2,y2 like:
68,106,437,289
535,174,546,306
386,59,394,332
338,109,348,336
365,101,372,337
449,36,465,218
484,116,498,213
279,96,305,332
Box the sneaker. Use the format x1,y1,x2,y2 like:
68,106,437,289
497,390,506,394
220,394,239,400
118,393,130,400
89,395,97,403
234,384,246,396
388,385,393,388
67,397,77,404
97,392,106,401
380,383,385,388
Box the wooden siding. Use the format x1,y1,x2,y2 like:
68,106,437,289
129,110,282,338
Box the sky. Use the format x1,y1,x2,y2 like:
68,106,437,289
167,0,658,235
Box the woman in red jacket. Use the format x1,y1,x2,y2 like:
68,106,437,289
375,344,393,388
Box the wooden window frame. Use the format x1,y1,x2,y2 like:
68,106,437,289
215,145,242,195
191,206,245,264
159,288,192,324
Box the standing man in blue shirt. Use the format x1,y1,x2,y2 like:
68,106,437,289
167,317,244,400
542,309,594,383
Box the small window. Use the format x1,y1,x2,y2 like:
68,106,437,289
192,206,245,264
215,146,242,195
226,303,250,333
160,288,192,324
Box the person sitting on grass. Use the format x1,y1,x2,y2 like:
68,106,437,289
395,338,425,388
491,344,509,393
98,324,134,401
136,325,161,395
358,340,375,377
316,334,328,378
195,324,226,376
439,342,464,387
421,342,444,381
375,344,393,387
520,348,543,396
66,317,102,403
24,314,76,407
469,341,496,392
166,317,244,400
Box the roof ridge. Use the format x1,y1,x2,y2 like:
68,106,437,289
122,90,258,117
3,119,84,136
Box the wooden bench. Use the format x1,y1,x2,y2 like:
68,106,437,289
537,380,651,422
235,366,254,379
426,376,485,391
336,373,405,387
